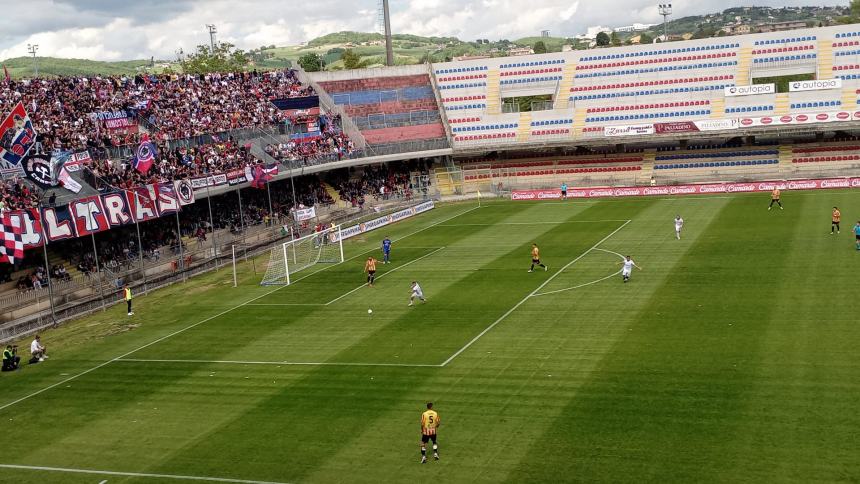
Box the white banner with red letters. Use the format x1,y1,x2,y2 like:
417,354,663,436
511,177,860,201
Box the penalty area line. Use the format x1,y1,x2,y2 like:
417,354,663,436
115,358,442,368
532,248,627,297
0,204,480,413
439,220,631,367
0,463,289,484
324,246,446,306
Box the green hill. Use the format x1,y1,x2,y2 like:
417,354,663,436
1,56,156,78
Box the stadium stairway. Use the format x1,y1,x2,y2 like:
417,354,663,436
433,166,457,196
735,46,753,85
818,39,834,75
517,112,532,142
640,151,656,181
573,107,588,137
322,182,350,208
841,87,857,108
775,93,791,115
486,69,501,114
778,145,794,168
554,63,577,110
710,98,725,118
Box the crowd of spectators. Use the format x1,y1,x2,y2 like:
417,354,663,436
87,137,260,190
0,69,312,154
331,161,432,208
0,177,41,213
264,114,358,166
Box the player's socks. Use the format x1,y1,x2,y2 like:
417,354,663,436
544,265,548,271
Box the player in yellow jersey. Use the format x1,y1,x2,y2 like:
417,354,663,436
420,402,440,463
528,243,547,273
364,257,377,287
768,187,783,210
831,206,841,234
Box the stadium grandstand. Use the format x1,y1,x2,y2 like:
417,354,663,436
3,22,860,337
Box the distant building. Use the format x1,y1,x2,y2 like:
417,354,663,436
614,23,655,33
453,54,491,62
508,47,534,56
722,24,751,35
757,21,807,33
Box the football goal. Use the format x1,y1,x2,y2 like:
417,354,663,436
260,225,344,285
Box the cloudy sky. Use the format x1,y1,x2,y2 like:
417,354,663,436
0,0,844,61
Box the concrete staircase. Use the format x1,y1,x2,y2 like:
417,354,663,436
572,107,588,138
554,63,577,109
517,112,533,142
774,93,791,116
639,151,656,182
818,40,834,78
710,98,725,119
778,145,794,168
485,69,501,115
735,47,753,86
841,87,857,110
322,182,349,208
433,167,458,196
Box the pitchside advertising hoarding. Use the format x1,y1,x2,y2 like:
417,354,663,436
511,178,860,201
332,201,435,242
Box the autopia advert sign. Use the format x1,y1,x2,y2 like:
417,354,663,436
724,84,776,97
511,177,860,201
789,79,842,92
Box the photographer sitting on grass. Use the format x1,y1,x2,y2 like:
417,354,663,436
2,345,20,371
30,335,48,363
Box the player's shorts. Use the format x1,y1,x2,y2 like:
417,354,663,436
561,190,567,196
412,292,423,298
532,258,541,264
421,433,438,443
368,271,376,276
856,234,860,241
622,269,631,277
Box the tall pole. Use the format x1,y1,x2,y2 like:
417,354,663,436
658,4,672,42
175,209,186,282
91,233,106,311
37,202,56,324
206,24,217,52
266,179,274,233
237,187,245,233
205,183,218,267
27,44,39,77
130,190,146,292
382,0,395,67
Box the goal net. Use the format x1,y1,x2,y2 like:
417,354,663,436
260,225,344,286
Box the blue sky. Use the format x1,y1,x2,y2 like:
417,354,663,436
0,0,844,61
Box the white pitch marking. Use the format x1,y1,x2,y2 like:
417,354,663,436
439,220,632,367
436,220,630,226
0,464,288,484
116,358,442,368
324,246,445,306
532,248,627,297
246,303,325,307
0,205,480,412
98,480,108,484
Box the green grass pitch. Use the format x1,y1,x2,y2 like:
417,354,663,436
2,191,859,483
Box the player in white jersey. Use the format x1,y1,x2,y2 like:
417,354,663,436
619,256,641,283
409,281,426,306
674,215,684,240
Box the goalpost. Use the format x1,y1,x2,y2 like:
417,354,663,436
260,224,344,286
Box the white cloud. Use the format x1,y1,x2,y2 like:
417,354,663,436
0,0,837,61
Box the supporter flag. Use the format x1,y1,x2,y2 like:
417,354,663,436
246,164,278,189
0,101,37,171
2,64,9,83
57,165,82,193
0,212,25,265
133,138,157,174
